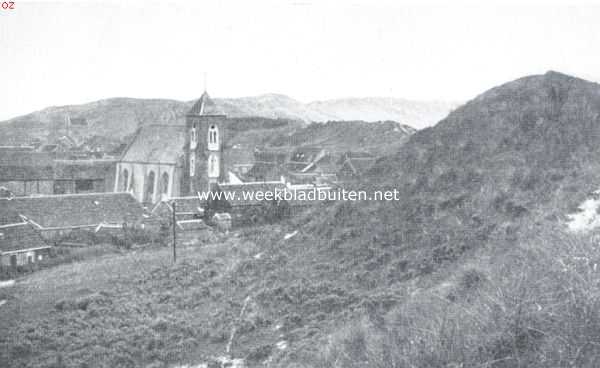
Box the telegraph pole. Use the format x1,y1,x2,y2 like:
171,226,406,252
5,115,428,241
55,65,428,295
171,201,177,263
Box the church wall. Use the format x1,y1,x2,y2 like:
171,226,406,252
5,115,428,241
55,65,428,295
115,162,179,203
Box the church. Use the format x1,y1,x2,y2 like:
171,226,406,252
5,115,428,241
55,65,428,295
114,91,227,204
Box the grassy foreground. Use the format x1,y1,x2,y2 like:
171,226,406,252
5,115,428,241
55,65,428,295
3,220,600,368
0,235,277,368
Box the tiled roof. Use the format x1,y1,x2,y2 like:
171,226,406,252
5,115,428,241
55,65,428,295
0,206,23,226
0,146,35,151
244,162,284,182
342,157,377,176
0,222,49,253
187,92,224,116
299,152,335,174
289,146,325,163
53,159,117,180
253,147,290,164
171,196,204,214
0,150,54,180
338,151,375,165
120,125,186,165
0,187,15,199
1,193,146,229
286,172,320,184
152,196,204,215
314,159,338,175
39,144,59,153
343,151,375,159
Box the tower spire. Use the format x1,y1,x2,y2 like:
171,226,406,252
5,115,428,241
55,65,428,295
203,72,207,92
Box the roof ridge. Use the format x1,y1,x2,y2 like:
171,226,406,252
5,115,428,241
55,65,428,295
2,192,135,200
187,91,225,116
143,124,186,128
0,221,29,229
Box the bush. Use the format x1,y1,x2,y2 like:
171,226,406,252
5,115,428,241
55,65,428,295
317,230,600,368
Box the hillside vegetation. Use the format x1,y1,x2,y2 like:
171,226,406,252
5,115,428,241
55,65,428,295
306,71,600,366
4,72,600,367
264,120,415,157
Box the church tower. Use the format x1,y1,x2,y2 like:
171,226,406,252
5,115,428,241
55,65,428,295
183,91,226,195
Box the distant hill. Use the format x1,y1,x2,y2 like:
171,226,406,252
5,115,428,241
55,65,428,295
0,94,453,145
315,71,600,271
307,97,455,128
223,119,415,174
263,120,416,157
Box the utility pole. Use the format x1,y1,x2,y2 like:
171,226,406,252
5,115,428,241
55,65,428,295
171,201,177,263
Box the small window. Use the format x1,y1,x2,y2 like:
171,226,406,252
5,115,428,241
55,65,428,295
208,153,219,178
208,125,219,150
144,171,156,203
75,179,94,192
190,155,196,177
190,127,197,149
0,232,4,240
161,172,170,196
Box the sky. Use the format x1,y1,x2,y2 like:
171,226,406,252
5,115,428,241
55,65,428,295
1,0,600,120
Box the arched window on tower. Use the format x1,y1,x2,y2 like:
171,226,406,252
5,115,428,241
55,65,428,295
208,153,219,178
121,169,129,192
190,154,196,177
190,127,197,149
208,125,219,151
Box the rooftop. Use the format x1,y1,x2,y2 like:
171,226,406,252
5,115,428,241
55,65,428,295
187,91,224,116
120,125,186,165
0,222,49,253
0,150,54,180
1,192,146,229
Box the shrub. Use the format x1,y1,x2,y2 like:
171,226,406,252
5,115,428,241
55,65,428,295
317,230,600,368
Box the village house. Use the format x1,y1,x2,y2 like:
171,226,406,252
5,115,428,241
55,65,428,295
1,192,148,241
244,161,284,182
152,196,205,222
246,146,338,185
53,159,117,194
0,207,51,267
212,212,232,232
0,148,117,196
337,151,377,180
151,196,212,244
0,187,14,198
0,149,55,196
